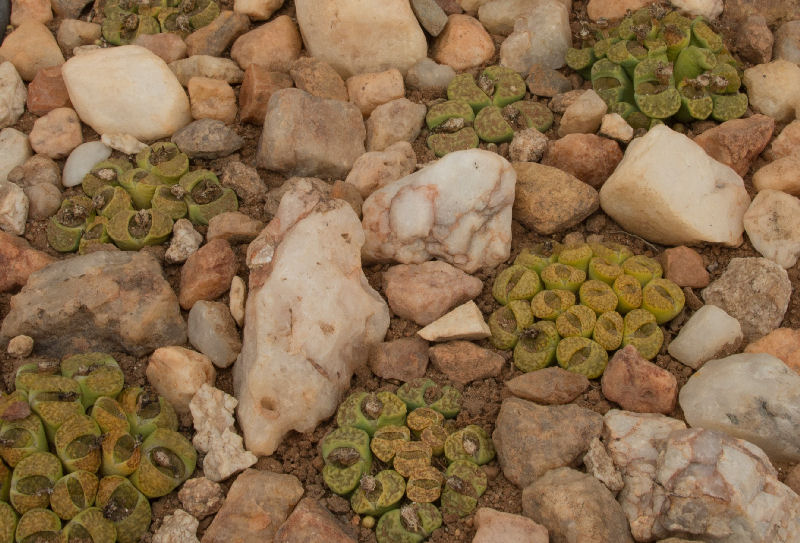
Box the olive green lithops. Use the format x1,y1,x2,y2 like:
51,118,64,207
426,128,480,157
531,289,576,321
540,263,586,292
321,426,372,495
118,387,178,438
338,392,407,436
136,142,189,183
63,507,115,543
641,278,685,324
108,208,173,250
82,158,131,197
100,430,141,477
474,106,514,143
53,414,102,474
49,471,98,521
405,465,444,503
579,280,619,315
509,101,554,132
444,425,494,465
0,502,17,543
150,184,189,220
78,216,111,254
370,425,410,463
405,408,444,437
61,353,124,409
566,47,596,78
441,460,487,517
119,168,163,210
47,197,94,253
622,255,663,286
514,243,561,274
555,304,597,338
513,320,560,372
92,186,133,219
556,337,609,379
89,397,129,435
376,503,442,543
27,376,84,443
14,508,61,542
590,242,633,266
557,244,593,272
0,414,48,468
180,169,238,226
622,308,664,360
613,273,643,314
492,265,541,305
15,364,58,394
425,101,475,130
711,92,748,121
393,441,432,479
592,311,624,351
420,424,448,457
0,459,9,502
95,476,151,543
350,471,405,516
447,73,490,112
10,452,63,514
396,379,461,418
488,300,534,350
482,65,526,107
128,428,196,498
587,257,623,284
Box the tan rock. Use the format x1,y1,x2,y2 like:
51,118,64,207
587,0,651,21
274,498,357,543
133,33,188,64
188,76,237,124
433,14,495,71
473,507,549,543
504,366,589,404
583,437,624,493
429,340,504,384
230,15,302,72
55,19,101,57
753,155,800,196
0,21,65,81
745,328,800,374
7,335,34,358
184,11,250,58
178,478,225,520
346,69,405,117
290,57,348,102
179,238,238,310
229,276,246,327
365,97,426,151
146,346,216,415
345,141,416,199
768,119,800,160
417,301,490,342
369,336,429,382
234,0,284,20
601,345,678,414
170,55,245,87
542,133,623,188
29,107,82,159
0,231,55,292
693,114,774,176
26,65,71,116
658,246,709,288
10,0,52,25
206,211,264,243
238,66,293,125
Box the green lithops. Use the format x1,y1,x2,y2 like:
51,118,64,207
444,426,494,465
622,309,664,359
641,278,685,324
136,142,189,183
441,460,487,517
53,415,102,474
531,289,575,320
393,441,432,479
0,502,17,543
540,263,586,292
63,507,116,543
27,376,84,443
336,392,407,436
447,73,490,112
555,304,597,338
711,92,748,121
426,128,480,157
119,168,162,210
396,380,461,418
579,280,619,315
425,101,475,130
587,257,623,284
350,471,406,516
128,429,196,498
82,159,130,198
405,466,443,503
557,243,593,272
118,387,179,438
420,425,448,457
0,414,48,468
107,208,174,250
593,311,624,351
613,273,643,314
482,65,526,107
592,59,634,105
14,508,62,542
95,476,151,543
180,170,239,226
590,242,632,266
78,216,111,254
92,186,133,219
100,430,141,477
376,503,442,543
61,353,124,409
513,320,560,372
49,471,98,520
150,185,189,220
89,397,129,435
10,452,63,514
488,300,534,350
321,426,372,495
405,408,444,438
47,197,94,253
492,265,541,305
515,244,561,274
622,255,663,286
566,47,597,78
509,101,554,133
556,337,609,379
634,58,681,119
370,425,410,464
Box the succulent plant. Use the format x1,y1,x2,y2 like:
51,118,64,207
612,273,643,314
513,320,560,372
641,278,685,324
63,506,116,543
396,379,461,418
444,426,494,465
447,74,491,113
530,289,576,321
82,158,131,197
556,337,609,379
441,460,487,518
474,106,514,143
179,170,238,226
405,408,444,438
90,397,130,435
137,142,190,184
0,502,17,543
587,257,623,285
622,255,663,286
350,470,406,516
78,216,112,254
515,243,561,274
488,300,535,350
118,387,178,438
93,186,134,220
118,168,163,210
482,66,526,107
393,441,432,479
108,208,174,250
555,304,597,338
14,508,62,542
426,128,479,158
100,430,141,477
370,425,410,464
321,426,372,495
492,265,542,305
26,376,85,443
47,197,94,253
540,263,586,292
507,101,554,133
557,243,594,272
61,353,124,409
375,503,442,543
9,451,63,514
336,392,407,436
53,414,102,473
150,184,189,220
0,460,9,502
579,280,619,315
95,475,151,543
49,470,98,520
425,101,475,131
589,241,633,266
128,428,196,498
622,308,664,359
420,425,448,457
0,413,48,468
405,466,444,503
593,311,624,351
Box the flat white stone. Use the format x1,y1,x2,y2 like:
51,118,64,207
743,189,800,268
668,305,743,369
417,300,490,341
62,141,111,188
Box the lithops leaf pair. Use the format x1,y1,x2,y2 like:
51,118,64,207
96,475,151,543
336,392,407,436
118,387,178,439
25,375,85,443
179,170,238,226
513,320,560,372
60,354,124,409
351,470,405,516
488,300,534,350
9,451,63,514
49,470,98,520
14,508,62,542
321,426,372,495
375,503,442,543
128,428,196,498
47,197,95,253
0,413,48,468
441,460,487,517
444,425,495,465
492,265,541,306
53,414,102,473
396,379,461,418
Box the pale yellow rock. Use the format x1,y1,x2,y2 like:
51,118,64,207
188,76,237,124
233,0,283,20
417,301,490,342
346,69,405,118
147,346,216,415
229,276,246,327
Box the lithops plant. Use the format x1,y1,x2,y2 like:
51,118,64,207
321,426,372,495
100,430,141,477
14,508,62,541
9,451,63,514
90,397,130,435
622,308,665,359
95,475,151,543
0,413,48,468
102,0,220,46
440,460,487,517
444,426,495,465
0,502,16,543
26,375,85,442
49,470,99,520
513,320,560,372
117,387,178,438
47,196,94,253
179,170,238,226
63,506,116,543
376,502,442,543
53,414,102,473
566,5,747,129
396,379,461,418
492,264,541,305
61,353,125,409
351,471,406,516
336,392,407,436
128,428,196,498
488,300,534,350
556,337,609,379
370,425,411,464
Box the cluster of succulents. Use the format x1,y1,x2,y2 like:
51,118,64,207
566,6,748,129
1,353,196,543
321,380,495,542
425,65,553,157
47,142,238,253
102,0,220,45
489,241,685,379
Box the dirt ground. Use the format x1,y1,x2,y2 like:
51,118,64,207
1,0,799,541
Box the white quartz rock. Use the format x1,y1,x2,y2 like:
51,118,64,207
679,353,800,462
498,0,571,72
743,189,800,268
743,60,800,122
599,125,750,246
362,149,515,274
0,127,32,183
417,301,490,342
153,510,199,543
62,141,111,187
0,180,28,235
235,181,390,456
0,61,26,129
667,305,743,369
165,219,202,264
670,0,723,19
189,384,257,482
62,45,191,140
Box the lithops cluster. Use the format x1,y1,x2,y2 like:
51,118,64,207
426,66,553,156
489,240,684,378
321,380,494,541
102,0,220,45
566,6,747,129
0,353,196,543
47,142,238,253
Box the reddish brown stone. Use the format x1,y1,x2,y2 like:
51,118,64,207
542,133,623,188
658,246,710,288
26,65,70,116
239,66,294,125
274,497,357,543
693,114,775,176
601,345,678,414
369,336,429,381
231,15,302,73
0,231,55,292
432,14,495,71
429,340,504,384
184,10,250,57
745,328,800,374
179,238,237,310
505,367,590,405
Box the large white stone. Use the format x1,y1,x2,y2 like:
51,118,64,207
478,0,566,36
679,352,800,462
743,60,800,122
235,181,390,455
599,125,750,246
743,189,800,268
62,141,111,188
669,0,723,19
0,61,25,129
667,305,743,369
295,0,428,78
61,45,192,140
362,149,515,274
498,0,571,72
